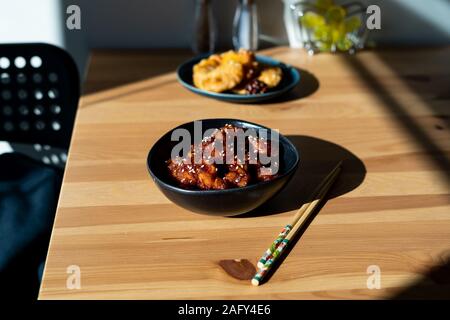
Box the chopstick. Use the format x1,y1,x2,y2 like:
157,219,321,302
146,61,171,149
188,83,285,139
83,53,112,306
252,162,342,286
256,161,342,268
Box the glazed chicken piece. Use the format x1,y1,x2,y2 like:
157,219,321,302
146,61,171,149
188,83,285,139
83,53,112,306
197,163,224,190
224,163,250,187
248,134,278,158
201,129,226,165
167,159,198,188
256,163,279,182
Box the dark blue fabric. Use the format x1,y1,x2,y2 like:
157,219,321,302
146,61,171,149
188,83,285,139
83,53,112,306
0,152,62,300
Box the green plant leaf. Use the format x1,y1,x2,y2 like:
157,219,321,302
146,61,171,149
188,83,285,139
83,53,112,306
331,22,346,43
316,0,334,10
345,16,362,33
336,37,353,51
301,11,326,29
325,5,346,25
319,41,332,52
314,24,331,42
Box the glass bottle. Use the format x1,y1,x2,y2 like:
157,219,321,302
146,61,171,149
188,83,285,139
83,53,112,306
233,0,259,51
192,0,217,54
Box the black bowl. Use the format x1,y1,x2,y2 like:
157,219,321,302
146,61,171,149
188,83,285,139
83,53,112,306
146,119,300,216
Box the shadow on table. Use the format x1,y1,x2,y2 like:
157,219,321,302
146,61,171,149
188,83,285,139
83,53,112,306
82,49,193,95
257,68,320,104
343,54,450,184
239,135,366,217
390,256,450,299
235,136,366,284
337,2,449,298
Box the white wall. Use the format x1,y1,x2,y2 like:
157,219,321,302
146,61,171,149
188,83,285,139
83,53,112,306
360,0,450,45
1,0,449,76
0,0,89,79
76,0,450,48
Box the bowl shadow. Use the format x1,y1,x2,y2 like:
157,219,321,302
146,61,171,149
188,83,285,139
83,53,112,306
236,135,366,217
257,68,319,104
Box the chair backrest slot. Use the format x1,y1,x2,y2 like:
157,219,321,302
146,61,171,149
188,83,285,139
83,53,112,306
0,43,80,150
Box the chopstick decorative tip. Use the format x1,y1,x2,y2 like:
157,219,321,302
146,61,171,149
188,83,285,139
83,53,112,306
256,224,292,268
251,161,342,286
251,278,260,286
254,160,343,269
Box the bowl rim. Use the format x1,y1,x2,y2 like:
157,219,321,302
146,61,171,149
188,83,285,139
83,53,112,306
147,118,300,195
176,54,301,100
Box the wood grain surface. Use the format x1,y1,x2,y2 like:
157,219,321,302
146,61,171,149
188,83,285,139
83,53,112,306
39,47,450,299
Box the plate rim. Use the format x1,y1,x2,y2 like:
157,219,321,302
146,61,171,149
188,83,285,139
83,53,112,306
176,54,301,101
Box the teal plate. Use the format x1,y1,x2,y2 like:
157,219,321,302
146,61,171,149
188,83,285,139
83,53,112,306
177,54,301,103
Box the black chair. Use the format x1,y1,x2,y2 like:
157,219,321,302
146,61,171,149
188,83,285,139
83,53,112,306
0,43,80,300
1,43,80,167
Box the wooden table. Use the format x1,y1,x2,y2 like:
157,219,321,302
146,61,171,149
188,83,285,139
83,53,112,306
39,47,450,299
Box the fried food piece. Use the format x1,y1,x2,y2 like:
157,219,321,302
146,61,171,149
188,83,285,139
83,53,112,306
221,49,255,68
224,164,250,187
232,64,282,95
197,164,217,189
222,50,259,85
197,163,229,190
258,66,282,88
248,134,278,158
193,55,244,93
167,160,198,188
231,80,251,95
257,165,279,181
212,176,227,189
193,49,257,93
